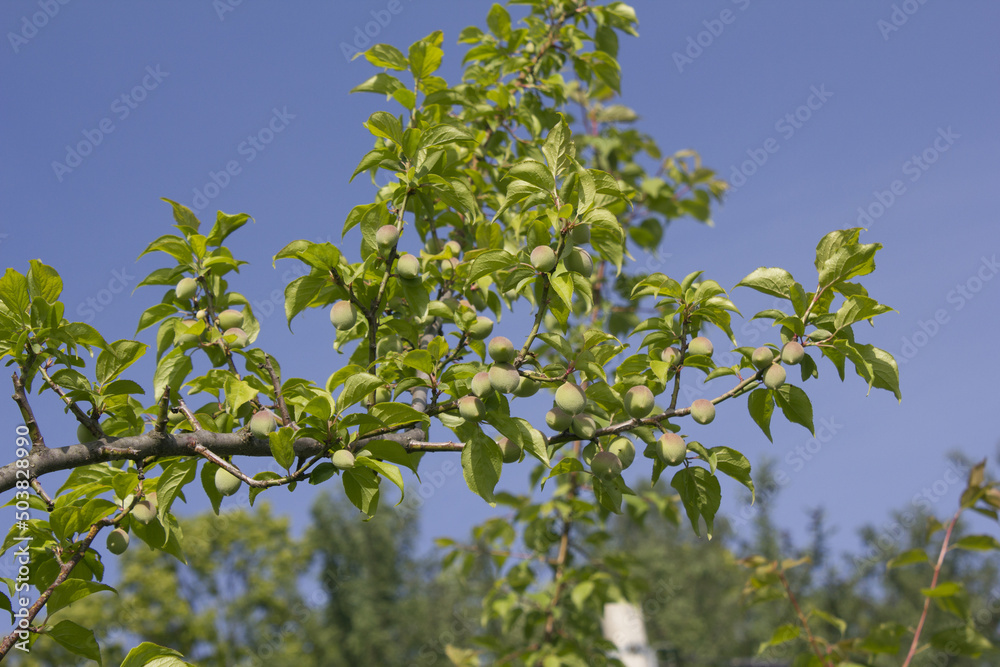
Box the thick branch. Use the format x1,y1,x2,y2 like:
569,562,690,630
11,373,46,451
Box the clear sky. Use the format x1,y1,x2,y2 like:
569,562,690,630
1,0,998,574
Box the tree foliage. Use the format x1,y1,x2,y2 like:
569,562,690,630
2,1,995,665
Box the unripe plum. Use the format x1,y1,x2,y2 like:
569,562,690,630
570,223,591,244
175,277,197,300
330,301,358,331
545,406,572,432
249,410,277,438
497,437,522,464
131,500,157,525
217,309,244,330
623,385,655,419
77,423,97,442
565,248,594,277
332,449,356,469
223,327,248,349
609,437,635,469
656,433,687,466
571,414,597,439
396,253,421,280
690,399,715,425
661,347,681,367
554,382,587,415
214,467,242,496
458,395,485,421
106,528,130,555
467,315,494,340
781,341,805,365
591,451,623,480
751,346,774,370
688,336,713,357
763,364,786,390
375,224,399,251
512,375,539,397
489,363,521,394
530,246,557,272
488,336,515,363
471,371,494,398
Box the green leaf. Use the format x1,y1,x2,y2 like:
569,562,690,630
355,456,405,504
950,534,1000,552
351,73,405,96
0,268,29,320
736,267,795,299
339,373,384,410
268,427,296,470
461,430,501,505
833,295,893,331
508,159,555,192
486,3,511,39
468,250,516,282
224,376,257,413
283,274,329,328
365,111,403,146
886,548,929,569
368,402,429,429
746,389,774,442
758,623,800,653
153,348,193,404
921,581,964,598
364,43,408,70
27,260,62,303
409,37,443,78
671,466,721,538
712,446,754,501
207,211,251,246
161,198,201,233
929,625,993,656
772,384,814,434
46,619,102,665
343,467,380,517
156,458,198,522
136,303,179,334
120,641,189,667
46,579,116,616
96,340,147,385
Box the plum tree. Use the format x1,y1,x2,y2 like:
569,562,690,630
488,336,516,363
688,336,713,357
530,245,557,272
175,277,197,300
330,301,358,330
214,467,242,496
690,399,716,425
656,433,687,466
554,381,587,415
623,385,655,419
781,340,805,365
0,4,904,663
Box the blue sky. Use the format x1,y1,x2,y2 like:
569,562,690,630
1,0,998,577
